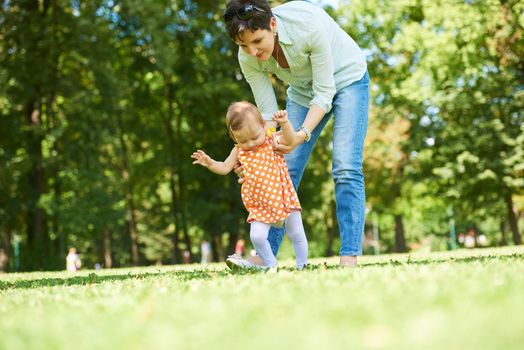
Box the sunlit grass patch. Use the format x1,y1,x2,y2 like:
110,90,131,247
1,246,523,350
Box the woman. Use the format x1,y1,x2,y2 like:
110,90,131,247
223,0,369,267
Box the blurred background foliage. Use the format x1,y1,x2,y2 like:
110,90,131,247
0,0,522,271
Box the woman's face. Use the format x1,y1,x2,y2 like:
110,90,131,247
235,18,276,61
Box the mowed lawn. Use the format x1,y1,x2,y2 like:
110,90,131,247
1,246,523,350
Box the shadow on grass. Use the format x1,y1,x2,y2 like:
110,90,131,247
1,252,522,291
359,252,524,268
0,269,234,291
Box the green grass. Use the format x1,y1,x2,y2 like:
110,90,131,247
1,246,523,350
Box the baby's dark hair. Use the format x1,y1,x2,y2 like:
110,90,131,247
226,101,264,140
223,0,273,40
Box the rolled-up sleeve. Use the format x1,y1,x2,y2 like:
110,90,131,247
307,25,336,114
239,53,279,120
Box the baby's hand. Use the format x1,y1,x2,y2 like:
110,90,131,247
272,110,288,125
191,150,212,168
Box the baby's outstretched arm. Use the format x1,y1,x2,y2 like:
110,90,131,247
272,110,295,145
191,148,239,176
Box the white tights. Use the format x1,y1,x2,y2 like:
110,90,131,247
249,210,308,268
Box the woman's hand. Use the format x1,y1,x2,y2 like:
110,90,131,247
271,130,307,154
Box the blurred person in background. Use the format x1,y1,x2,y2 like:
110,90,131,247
0,249,8,273
66,247,81,272
200,240,212,263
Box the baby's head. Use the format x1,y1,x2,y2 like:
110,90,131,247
226,101,266,150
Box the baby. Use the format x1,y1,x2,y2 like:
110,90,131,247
191,101,308,270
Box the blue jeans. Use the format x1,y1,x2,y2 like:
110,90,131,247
268,71,369,256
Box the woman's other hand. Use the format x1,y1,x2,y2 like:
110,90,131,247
233,163,245,184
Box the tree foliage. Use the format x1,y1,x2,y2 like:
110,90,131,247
0,0,522,271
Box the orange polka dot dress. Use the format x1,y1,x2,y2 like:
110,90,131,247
237,137,301,224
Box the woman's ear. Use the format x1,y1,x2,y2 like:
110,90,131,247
270,17,277,34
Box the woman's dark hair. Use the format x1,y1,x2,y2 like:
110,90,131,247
224,0,273,40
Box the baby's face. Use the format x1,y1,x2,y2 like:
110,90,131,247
232,117,265,151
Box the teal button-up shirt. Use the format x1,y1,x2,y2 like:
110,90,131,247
238,1,367,120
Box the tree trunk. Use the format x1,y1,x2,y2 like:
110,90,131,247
225,176,243,258
499,219,508,246
22,0,57,270
1,229,12,272
116,113,140,266
224,231,238,261
103,229,113,269
26,101,47,270
174,93,192,261
163,80,181,264
394,214,408,252
49,109,63,270
46,3,61,269
504,192,521,245
53,165,66,267
169,176,181,264
213,234,225,262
